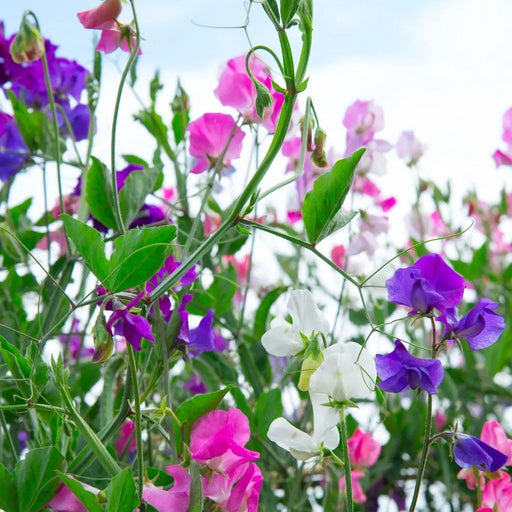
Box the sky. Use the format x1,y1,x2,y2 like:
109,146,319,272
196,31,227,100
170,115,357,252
3,0,512,209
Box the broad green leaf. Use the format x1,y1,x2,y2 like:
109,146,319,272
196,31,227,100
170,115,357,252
302,148,364,244
14,446,64,512
134,109,176,160
61,215,109,282
254,286,288,339
85,157,118,230
280,0,300,25
254,388,283,436
105,468,138,512
106,224,176,292
0,464,16,512
57,473,103,512
119,165,163,226
0,335,31,397
174,386,232,455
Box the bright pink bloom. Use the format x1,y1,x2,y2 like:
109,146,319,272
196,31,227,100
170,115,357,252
353,176,381,197
378,197,397,212
493,149,512,167
475,508,494,512
396,130,425,166
481,421,512,466
331,244,346,269
142,465,191,512
188,113,245,174
46,479,99,512
347,428,381,469
482,473,512,512
77,0,122,30
287,210,302,224
339,469,367,504
115,420,137,456
96,21,141,55
225,462,263,512
435,411,447,431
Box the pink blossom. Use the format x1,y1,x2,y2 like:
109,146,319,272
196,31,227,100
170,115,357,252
346,231,378,257
493,149,512,167
353,176,381,197
115,420,137,456
287,210,302,224
481,421,512,465
347,428,381,468
501,107,512,145
215,54,284,132
355,139,392,176
435,411,447,431
457,468,485,490
396,130,425,166
46,479,99,512
339,469,367,504
482,473,512,512
377,197,397,212
343,100,384,148
188,113,245,174
142,465,191,512
331,244,346,269
430,211,449,237
96,21,141,55
225,462,263,512
77,0,122,30
36,228,68,257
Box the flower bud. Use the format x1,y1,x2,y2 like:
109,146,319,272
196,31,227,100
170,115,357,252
9,15,45,63
92,314,114,363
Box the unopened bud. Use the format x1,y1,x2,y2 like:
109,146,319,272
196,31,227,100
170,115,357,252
10,15,45,63
254,80,273,118
311,128,329,168
92,314,114,363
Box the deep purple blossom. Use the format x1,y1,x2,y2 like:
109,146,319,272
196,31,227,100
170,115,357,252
452,298,505,350
107,292,154,351
0,112,29,181
376,340,444,394
386,254,465,315
453,433,508,473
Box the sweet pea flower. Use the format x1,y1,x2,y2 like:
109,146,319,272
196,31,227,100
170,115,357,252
115,420,137,456
452,433,508,473
188,113,245,174
396,130,425,166
142,465,191,512
96,21,141,55
0,112,30,182
339,470,367,504
309,341,376,403
77,0,122,30
348,428,381,468
267,392,340,460
386,253,465,315
376,340,444,395
46,479,99,512
261,289,329,357
481,421,512,466
451,298,505,350
481,473,512,512
343,100,384,155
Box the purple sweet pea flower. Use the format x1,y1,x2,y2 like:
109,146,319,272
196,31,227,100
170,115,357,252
453,433,508,473
386,254,465,315
107,292,154,351
452,298,505,350
376,340,444,395
0,112,30,181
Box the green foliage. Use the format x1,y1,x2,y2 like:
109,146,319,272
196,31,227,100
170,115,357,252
104,468,139,512
57,473,103,512
85,157,118,230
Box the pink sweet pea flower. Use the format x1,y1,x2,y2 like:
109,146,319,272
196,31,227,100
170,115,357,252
456,467,485,490
501,106,512,145
77,0,122,30
377,197,397,212
46,479,99,512
225,462,263,512
348,428,381,469
493,149,512,167
482,473,512,512
115,420,137,456
96,21,141,55
188,113,245,174
343,100,384,141
339,469,367,504
142,465,191,512
331,244,346,269
396,130,425,166
481,421,512,466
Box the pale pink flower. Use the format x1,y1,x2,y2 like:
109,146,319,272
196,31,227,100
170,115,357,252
396,130,425,166
77,0,122,30
188,113,245,174
457,468,485,490
482,473,512,512
96,21,141,55
353,176,381,197
339,469,367,504
360,213,389,235
343,100,384,153
481,421,512,465
36,228,69,257
142,464,191,512
356,139,392,176
346,231,378,257
501,107,512,145
429,211,449,237
347,428,381,469
434,411,447,431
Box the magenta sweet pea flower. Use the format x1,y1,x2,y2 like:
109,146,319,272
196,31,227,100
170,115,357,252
376,340,444,395
386,253,465,315
187,113,245,174
451,298,505,350
339,470,367,504
481,421,512,466
453,433,508,473
348,428,381,469
142,465,191,512
77,0,122,30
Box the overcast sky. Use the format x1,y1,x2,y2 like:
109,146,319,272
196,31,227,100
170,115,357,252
3,1,512,205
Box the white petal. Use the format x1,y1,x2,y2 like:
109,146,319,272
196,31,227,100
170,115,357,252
287,290,330,337
261,319,304,356
267,418,320,461
310,392,340,450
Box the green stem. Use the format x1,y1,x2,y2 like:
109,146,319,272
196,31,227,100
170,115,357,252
127,344,144,499
340,407,354,512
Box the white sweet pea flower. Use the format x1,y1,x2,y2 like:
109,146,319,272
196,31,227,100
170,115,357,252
267,392,340,460
309,341,376,403
261,289,329,357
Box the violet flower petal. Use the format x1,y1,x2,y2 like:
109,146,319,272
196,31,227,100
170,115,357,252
454,434,508,472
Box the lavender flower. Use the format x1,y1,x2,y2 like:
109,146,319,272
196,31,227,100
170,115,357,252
386,253,465,315
453,433,508,473
376,340,444,395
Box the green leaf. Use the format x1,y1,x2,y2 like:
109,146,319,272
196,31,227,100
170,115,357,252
254,286,288,339
57,473,103,512
106,224,176,292
105,468,139,512
14,446,64,512
119,165,163,226
85,157,118,230
280,0,300,25
174,386,232,455
254,388,283,436
0,335,31,397
0,464,16,512
302,149,364,244
61,215,109,283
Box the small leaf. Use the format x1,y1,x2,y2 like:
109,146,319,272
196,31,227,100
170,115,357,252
0,464,16,512
280,0,300,25
104,468,139,512
14,446,64,512
302,149,364,244
85,157,118,230
57,473,103,512
106,225,176,292
0,334,31,397
254,286,288,339
61,215,109,283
